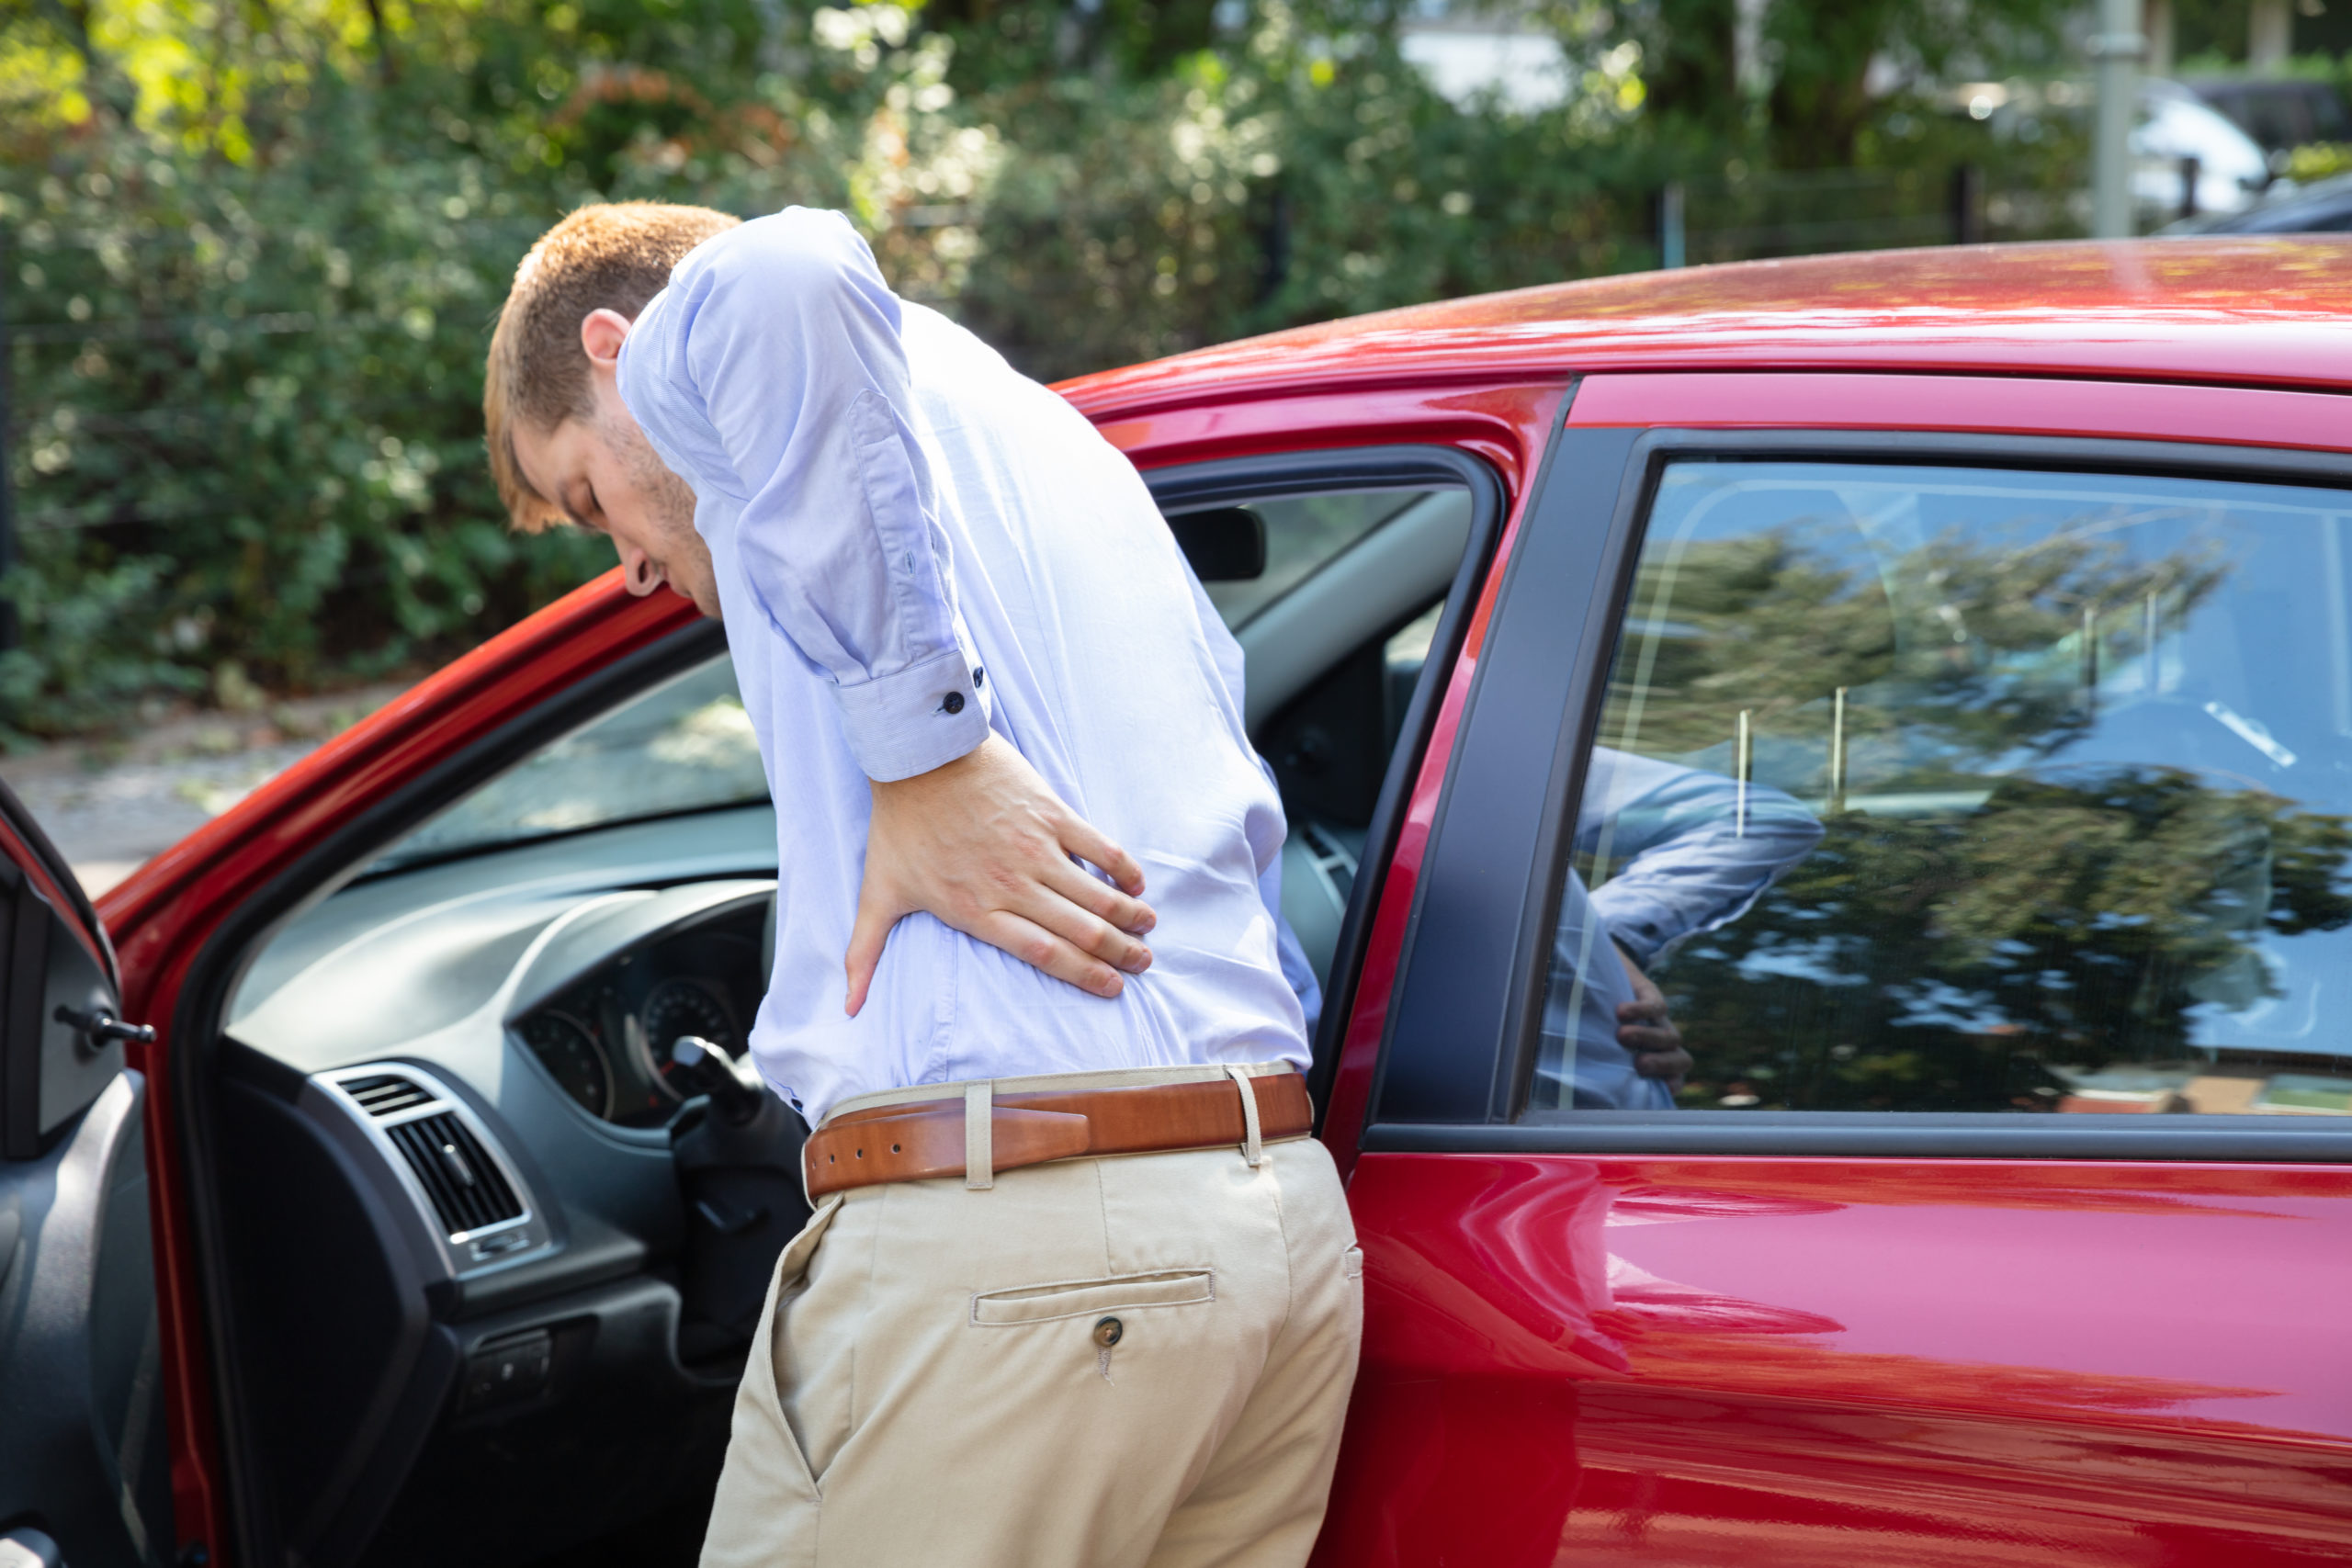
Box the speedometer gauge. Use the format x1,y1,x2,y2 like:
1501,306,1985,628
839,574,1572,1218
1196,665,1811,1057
639,979,739,1096
517,1011,613,1117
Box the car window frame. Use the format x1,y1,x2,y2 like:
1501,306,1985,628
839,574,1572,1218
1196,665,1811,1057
1139,446,1504,1122
1365,423,2352,1163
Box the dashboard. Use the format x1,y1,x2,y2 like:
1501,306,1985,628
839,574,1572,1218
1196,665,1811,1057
512,901,767,1127
209,808,799,1568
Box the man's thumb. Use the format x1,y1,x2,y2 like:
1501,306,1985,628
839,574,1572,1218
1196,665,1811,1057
844,897,891,1017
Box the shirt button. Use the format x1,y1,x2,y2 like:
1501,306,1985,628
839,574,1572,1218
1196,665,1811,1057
1092,1316,1124,1348
943,692,966,715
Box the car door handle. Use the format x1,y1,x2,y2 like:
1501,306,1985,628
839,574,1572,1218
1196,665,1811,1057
0,1527,65,1568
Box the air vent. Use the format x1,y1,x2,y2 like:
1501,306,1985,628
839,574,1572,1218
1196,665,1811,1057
384,1112,524,1237
342,1073,436,1119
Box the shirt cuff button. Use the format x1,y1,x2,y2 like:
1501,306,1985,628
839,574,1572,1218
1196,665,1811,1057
942,692,967,715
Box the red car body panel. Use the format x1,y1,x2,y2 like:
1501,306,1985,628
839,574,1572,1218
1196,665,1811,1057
79,241,2352,1564
1323,1155,2352,1566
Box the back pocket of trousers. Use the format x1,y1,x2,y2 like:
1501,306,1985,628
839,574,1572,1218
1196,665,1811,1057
970,1269,1214,1326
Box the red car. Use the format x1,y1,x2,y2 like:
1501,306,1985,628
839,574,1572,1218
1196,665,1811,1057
7,239,2352,1568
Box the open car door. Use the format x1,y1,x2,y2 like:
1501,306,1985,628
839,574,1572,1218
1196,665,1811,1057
0,776,174,1568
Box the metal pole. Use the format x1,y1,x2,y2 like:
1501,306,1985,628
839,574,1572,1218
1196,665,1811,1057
2082,603,2100,710
1735,709,1751,838
1951,163,1985,245
2250,0,2291,72
2090,0,2145,240
1829,687,1848,815
1660,183,1687,270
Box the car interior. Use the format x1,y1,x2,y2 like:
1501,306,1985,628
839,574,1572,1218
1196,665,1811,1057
187,456,1489,1568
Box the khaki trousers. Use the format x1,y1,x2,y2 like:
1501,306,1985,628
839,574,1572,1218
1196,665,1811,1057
698,1070,1363,1568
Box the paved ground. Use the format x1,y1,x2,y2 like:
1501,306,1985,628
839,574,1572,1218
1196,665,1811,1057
1,685,409,896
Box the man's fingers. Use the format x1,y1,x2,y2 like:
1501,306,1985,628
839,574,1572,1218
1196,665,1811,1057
1041,857,1158,936
1053,864,1152,940
1054,811,1148,898
1634,1046,1694,1081
980,910,1125,998
1025,867,1154,974
1618,1023,1681,1055
1042,859,1158,944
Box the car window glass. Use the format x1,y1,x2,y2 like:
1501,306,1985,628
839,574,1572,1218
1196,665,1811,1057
367,656,767,875
1526,459,2352,1122
1274,602,1449,990
1203,491,1432,628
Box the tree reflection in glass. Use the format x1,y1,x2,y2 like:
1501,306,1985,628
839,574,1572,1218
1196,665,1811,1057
1533,463,2352,1117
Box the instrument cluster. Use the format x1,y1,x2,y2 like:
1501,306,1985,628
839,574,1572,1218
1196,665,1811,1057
512,902,767,1127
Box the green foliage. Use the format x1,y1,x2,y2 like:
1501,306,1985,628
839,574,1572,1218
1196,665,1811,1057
2,85,610,738
2,0,2086,738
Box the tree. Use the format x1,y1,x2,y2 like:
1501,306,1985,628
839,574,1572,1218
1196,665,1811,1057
1607,0,2073,168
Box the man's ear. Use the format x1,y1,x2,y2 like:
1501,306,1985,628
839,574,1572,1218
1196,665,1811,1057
580,308,632,368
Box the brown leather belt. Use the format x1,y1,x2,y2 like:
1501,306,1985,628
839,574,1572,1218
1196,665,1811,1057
804,1073,1312,1199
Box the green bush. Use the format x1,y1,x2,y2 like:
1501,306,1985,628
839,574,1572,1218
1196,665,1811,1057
2,85,611,739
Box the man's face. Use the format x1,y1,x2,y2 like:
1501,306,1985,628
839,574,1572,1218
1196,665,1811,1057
510,322,718,619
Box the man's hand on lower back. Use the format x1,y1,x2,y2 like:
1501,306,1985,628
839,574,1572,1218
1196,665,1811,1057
846,734,1159,1015
1615,942,1692,1088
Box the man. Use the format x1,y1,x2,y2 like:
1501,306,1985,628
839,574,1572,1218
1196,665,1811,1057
485,202,1357,1567
1547,748,1824,1108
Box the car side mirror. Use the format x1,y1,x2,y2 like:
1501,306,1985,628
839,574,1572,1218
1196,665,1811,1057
1169,506,1267,582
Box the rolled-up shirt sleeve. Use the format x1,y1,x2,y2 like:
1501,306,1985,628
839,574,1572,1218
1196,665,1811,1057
618,209,988,782
1579,748,1824,967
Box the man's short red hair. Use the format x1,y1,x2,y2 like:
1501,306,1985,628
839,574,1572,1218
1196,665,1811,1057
484,201,741,531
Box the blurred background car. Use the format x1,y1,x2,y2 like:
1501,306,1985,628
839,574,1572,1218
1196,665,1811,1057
2161,168,2352,232
2134,77,2276,221
2187,74,2352,169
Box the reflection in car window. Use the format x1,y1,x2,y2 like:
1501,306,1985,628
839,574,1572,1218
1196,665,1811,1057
1203,491,1431,628
1529,460,2352,1120
368,656,769,874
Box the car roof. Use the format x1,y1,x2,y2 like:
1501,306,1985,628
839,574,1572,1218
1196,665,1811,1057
1058,238,2352,414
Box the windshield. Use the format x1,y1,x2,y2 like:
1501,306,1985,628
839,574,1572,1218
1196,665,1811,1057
367,655,769,874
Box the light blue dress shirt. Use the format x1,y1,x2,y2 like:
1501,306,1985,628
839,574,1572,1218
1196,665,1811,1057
617,209,1309,1124
1543,749,1824,1109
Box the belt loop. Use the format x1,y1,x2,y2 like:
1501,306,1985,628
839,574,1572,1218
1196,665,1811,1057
965,1081,995,1190
1225,1065,1264,1168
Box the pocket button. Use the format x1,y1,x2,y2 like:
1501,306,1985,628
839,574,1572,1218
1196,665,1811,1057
1093,1316,1124,1348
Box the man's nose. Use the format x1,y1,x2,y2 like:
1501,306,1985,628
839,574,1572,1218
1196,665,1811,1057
617,542,663,596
